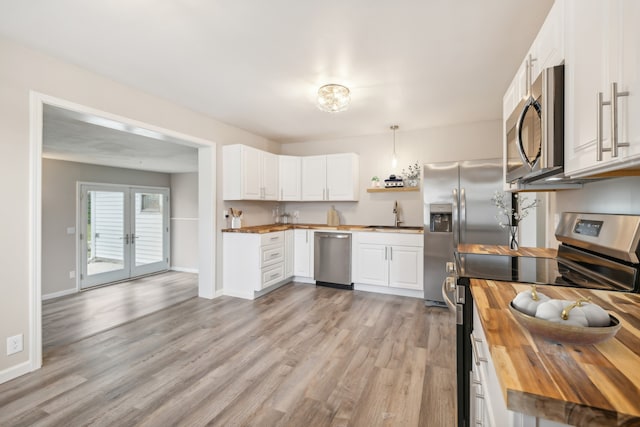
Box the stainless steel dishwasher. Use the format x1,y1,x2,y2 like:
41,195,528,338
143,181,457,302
314,232,353,289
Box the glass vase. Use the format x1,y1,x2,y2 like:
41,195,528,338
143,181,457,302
509,226,519,250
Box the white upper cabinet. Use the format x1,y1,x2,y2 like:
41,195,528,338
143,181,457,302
225,147,359,202
301,155,327,201
565,0,640,177
301,153,359,201
278,155,301,201
223,144,279,201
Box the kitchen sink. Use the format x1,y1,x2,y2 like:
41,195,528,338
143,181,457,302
366,225,423,231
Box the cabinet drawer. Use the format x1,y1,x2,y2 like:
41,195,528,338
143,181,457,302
260,264,284,290
260,244,284,267
261,231,284,246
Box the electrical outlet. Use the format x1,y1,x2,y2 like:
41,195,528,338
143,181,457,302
69,270,76,279
6,334,23,355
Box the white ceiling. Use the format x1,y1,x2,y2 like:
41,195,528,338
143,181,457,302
1,0,554,144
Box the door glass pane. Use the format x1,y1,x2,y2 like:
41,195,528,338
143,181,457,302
134,192,164,266
87,190,125,276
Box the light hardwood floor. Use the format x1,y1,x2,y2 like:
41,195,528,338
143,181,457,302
0,279,456,426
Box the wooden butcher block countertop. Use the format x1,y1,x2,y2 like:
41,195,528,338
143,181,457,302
222,223,423,234
471,279,640,426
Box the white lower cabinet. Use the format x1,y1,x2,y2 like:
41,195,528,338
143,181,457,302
472,304,571,427
353,232,423,291
293,229,314,280
223,231,291,299
284,229,294,278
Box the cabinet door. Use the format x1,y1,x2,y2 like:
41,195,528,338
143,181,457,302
279,155,301,201
388,245,423,290
326,153,359,201
293,230,311,277
564,0,613,175
614,0,640,160
301,156,327,201
284,230,294,278
261,151,279,200
241,146,263,200
355,243,388,286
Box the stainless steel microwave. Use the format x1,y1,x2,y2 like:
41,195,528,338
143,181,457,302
505,64,564,183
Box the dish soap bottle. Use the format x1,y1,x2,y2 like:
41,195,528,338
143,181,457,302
327,205,339,226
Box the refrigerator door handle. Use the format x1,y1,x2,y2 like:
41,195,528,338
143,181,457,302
460,187,466,243
452,188,459,246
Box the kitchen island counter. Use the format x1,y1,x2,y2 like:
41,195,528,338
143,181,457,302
471,278,640,425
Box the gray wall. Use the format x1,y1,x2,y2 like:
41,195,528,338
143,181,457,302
42,158,171,297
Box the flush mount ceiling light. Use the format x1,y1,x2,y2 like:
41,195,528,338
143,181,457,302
317,84,351,113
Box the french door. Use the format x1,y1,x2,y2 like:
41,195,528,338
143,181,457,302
79,184,170,289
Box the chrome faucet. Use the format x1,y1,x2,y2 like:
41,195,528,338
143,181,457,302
393,200,402,227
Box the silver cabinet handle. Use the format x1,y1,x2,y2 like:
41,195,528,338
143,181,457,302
326,188,330,200
610,82,630,158
598,82,629,161
389,246,393,261
596,91,610,162
470,334,488,366
270,273,279,280
384,246,388,260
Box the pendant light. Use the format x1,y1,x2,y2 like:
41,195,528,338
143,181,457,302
390,125,399,168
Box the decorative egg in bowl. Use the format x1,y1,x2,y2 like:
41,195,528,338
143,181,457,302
509,295,622,345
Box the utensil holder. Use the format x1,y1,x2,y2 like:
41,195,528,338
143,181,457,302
231,217,242,229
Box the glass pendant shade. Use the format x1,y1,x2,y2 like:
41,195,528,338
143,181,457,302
317,84,350,113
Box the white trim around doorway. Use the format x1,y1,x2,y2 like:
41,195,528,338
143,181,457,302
28,91,217,378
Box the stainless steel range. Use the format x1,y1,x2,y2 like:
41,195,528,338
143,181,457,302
443,212,640,427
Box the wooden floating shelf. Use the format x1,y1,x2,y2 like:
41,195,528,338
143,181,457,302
367,187,420,193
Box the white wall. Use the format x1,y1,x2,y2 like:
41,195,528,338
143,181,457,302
170,172,198,272
41,160,170,305
280,120,502,226
0,36,276,376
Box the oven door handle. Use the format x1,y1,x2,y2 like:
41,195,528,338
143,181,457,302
441,276,457,313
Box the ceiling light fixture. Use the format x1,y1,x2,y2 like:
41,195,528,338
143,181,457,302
317,84,351,113
390,124,399,169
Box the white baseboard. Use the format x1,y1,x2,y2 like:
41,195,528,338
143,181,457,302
0,360,33,385
222,289,255,300
42,288,76,301
292,276,315,284
354,283,424,299
170,266,199,274
213,288,224,298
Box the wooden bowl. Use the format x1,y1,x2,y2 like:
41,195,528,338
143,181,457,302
508,302,621,345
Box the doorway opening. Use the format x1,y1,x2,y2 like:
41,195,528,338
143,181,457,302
29,92,217,377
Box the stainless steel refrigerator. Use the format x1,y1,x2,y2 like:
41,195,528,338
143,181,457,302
423,159,509,306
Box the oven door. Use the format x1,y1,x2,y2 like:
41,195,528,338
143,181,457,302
443,269,473,427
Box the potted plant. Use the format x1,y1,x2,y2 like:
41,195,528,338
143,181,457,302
370,176,381,188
